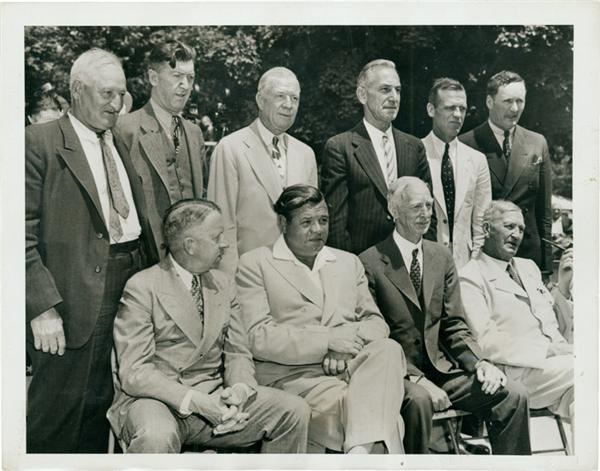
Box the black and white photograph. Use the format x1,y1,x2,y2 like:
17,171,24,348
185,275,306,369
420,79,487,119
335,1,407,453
2,2,598,470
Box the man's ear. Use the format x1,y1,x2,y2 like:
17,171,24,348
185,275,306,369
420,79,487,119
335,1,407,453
485,95,494,112
356,86,367,105
277,214,287,234
182,236,195,255
255,91,264,111
71,79,83,102
482,221,491,238
148,68,159,88
426,102,436,119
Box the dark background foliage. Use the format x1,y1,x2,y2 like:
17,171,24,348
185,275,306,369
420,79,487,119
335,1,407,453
25,25,573,195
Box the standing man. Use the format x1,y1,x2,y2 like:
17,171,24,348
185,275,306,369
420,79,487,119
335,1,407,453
116,40,205,258
207,67,317,274
321,59,435,255
422,78,491,268
26,48,157,453
109,199,310,453
460,70,552,274
360,177,531,455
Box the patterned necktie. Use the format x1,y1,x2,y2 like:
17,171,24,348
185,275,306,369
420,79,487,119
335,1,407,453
441,142,455,242
382,134,396,185
506,262,523,289
190,274,205,320
272,136,285,182
502,129,512,161
97,131,129,241
172,115,182,153
409,248,421,294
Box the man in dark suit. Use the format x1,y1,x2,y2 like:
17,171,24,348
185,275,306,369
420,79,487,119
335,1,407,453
460,70,552,275
116,40,205,258
26,48,157,453
359,177,531,455
321,59,435,255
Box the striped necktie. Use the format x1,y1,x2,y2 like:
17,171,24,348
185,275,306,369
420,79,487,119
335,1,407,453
172,115,182,153
272,136,285,182
382,134,396,185
191,274,205,321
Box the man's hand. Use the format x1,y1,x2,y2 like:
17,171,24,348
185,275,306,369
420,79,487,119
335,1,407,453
547,342,573,357
322,351,353,376
189,391,238,426
30,307,65,355
212,411,250,436
476,360,506,395
328,324,364,356
557,248,573,299
221,383,254,411
418,377,452,412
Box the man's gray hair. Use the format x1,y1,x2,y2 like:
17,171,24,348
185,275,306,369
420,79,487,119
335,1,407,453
69,48,122,92
482,200,522,226
387,176,430,210
356,59,397,88
257,66,298,93
162,199,221,251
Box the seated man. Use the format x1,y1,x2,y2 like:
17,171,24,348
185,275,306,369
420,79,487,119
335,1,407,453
108,199,310,453
459,200,574,422
236,184,407,454
360,177,531,455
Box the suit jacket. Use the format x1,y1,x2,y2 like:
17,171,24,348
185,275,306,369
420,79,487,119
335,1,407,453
25,115,157,348
207,119,317,274
459,253,567,370
236,244,389,393
459,122,552,272
321,121,436,255
422,132,492,268
115,102,205,257
359,235,481,378
108,258,257,438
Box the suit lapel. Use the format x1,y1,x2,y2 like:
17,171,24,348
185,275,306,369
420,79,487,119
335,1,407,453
454,141,474,215
57,116,106,231
379,236,421,310
139,103,171,196
421,242,439,314
267,255,323,308
244,120,283,203
352,122,388,200
195,272,224,355
474,122,505,186
319,261,338,325
181,118,204,197
501,125,529,197
478,254,527,298
285,135,304,186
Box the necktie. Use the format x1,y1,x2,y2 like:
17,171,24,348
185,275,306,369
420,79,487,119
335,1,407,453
382,134,396,185
409,248,421,294
97,131,129,241
191,274,205,321
506,262,523,289
441,143,455,242
502,129,512,161
272,136,285,182
172,115,182,153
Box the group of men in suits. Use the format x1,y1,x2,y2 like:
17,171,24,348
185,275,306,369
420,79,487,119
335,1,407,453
26,37,569,454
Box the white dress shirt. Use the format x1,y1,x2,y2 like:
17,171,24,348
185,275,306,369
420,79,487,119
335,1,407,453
363,118,397,187
68,113,141,244
488,119,515,151
257,118,287,183
392,230,423,283
429,132,458,180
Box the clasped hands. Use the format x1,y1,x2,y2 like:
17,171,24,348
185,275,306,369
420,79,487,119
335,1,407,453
322,324,365,376
190,383,254,436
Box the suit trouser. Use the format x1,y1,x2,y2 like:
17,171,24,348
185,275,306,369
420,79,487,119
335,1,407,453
27,247,141,453
120,386,310,453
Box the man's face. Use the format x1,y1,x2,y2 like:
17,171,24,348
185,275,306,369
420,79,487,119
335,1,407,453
149,60,195,115
73,63,126,132
184,211,228,272
482,210,525,261
391,184,433,243
428,89,467,142
358,66,401,130
486,81,526,131
283,201,329,261
256,76,300,135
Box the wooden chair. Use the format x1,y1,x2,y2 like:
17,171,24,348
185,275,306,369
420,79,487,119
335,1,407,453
530,408,571,455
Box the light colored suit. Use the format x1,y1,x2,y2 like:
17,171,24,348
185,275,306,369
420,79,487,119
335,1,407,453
422,132,491,268
207,119,317,274
459,253,573,418
108,258,309,453
236,242,407,452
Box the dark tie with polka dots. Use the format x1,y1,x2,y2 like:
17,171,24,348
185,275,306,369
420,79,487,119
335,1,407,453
410,248,421,294
441,143,455,242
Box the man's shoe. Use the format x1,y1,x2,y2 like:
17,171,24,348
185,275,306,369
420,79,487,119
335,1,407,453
459,439,491,455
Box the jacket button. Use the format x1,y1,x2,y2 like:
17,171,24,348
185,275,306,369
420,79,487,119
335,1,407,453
96,233,103,239
414,338,420,345
95,265,101,273
523,208,529,213
442,219,448,224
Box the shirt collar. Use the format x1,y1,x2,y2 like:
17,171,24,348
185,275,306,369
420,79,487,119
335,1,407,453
488,118,514,140
68,112,108,143
150,97,182,133
479,250,511,271
429,131,458,159
272,234,336,271
257,118,287,150
169,253,194,291
392,229,423,256
363,118,393,141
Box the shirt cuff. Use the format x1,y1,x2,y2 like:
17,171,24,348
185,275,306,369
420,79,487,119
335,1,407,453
179,389,195,417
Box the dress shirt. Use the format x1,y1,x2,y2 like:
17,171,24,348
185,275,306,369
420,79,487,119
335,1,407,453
68,113,141,244
272,234,336,299
363,118,396,187
429,132,458,180
257,118,288,180
392,230,423,284
150,98,183,143
488,119,515,151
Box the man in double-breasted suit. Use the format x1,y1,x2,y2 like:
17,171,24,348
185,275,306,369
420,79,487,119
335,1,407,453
422,78,491,269
359,177,531,455
460,70,552,274
459,201,573,422
237,185,407,454
109,199,309,453
26,49,157,453
321,59,435,255
116,40,205,257
207,67,317,274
